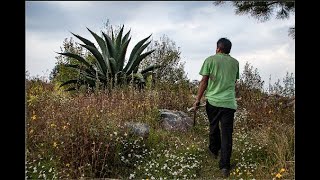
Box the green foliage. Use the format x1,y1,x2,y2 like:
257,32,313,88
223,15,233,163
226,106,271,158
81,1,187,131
58,25,159,91
214,1,295,21
233,1,294,21
269,72,295,97
26,154,59,179
140,35,188,85
50,38,87,87
239,62,264,91
214,1,295,38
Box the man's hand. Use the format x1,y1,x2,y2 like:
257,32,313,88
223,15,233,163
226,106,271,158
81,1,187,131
192,75,208,112
193,100,200,111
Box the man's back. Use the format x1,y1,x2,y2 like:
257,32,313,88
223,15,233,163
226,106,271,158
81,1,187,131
194,37,238,178
199,53,239,109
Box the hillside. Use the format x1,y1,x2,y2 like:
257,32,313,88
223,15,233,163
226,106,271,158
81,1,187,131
26,76,294,179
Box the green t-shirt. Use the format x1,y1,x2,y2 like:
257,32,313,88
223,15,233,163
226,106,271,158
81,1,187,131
199,53,239,110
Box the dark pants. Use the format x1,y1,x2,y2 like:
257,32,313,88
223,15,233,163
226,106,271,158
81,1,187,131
206,101,235,169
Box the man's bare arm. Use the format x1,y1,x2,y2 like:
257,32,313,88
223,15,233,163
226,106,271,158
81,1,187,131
193,75,209,110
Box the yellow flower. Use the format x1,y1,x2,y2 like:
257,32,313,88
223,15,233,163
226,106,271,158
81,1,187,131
31,114,36,120
276,173,282,178
66,163,70,167
236,168,239,172
53,142,58,148
280,168,285,173
50,123,56,128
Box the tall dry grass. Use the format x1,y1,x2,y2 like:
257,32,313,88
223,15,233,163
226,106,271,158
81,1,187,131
26,76,295,179
26,78,193,179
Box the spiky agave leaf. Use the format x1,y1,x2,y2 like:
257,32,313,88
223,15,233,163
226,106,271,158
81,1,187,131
111,26,115,42
73,70,97,88
133,65,139,73
80,44,108,75
72,30,109,76
117,37,131,71
71,32,96,48
114,71,126,84
86,28,112,74
142,71,154,80
59,79,79,87
115,25,124,56
122,29,131,44
126,49,155,74
65,63,107,80
102,32,116,58
131,72,146,84
108,57,117,74
65,87,77,91
60,57,105,80
57,52,94,72
140,64,161,74
64,64,82,70
123,34,152,72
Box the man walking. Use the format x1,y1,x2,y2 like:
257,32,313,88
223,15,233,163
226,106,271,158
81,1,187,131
193,38,239,178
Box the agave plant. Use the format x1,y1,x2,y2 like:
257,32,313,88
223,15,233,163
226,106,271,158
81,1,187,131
57,25,160,91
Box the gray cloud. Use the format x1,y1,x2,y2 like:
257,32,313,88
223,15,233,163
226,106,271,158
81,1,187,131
26,1,295,87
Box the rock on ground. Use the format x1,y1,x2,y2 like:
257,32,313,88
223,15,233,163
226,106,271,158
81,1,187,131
159,109,193,132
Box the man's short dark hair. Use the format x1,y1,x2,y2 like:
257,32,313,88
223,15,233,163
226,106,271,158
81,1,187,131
217,38,232,54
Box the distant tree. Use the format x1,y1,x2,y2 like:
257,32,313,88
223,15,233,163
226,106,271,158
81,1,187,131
240,62,264,91
214,1,295,39
269,72,295,97
140,35,188,85
189,79,200,95
283,72,295,97
49,38,89,87
101,19,122,41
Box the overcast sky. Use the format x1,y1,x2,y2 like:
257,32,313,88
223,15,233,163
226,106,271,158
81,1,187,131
26,1,295,88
